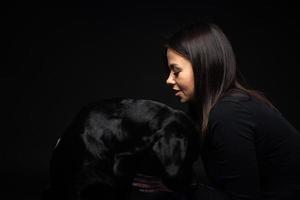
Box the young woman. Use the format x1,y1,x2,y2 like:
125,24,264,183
163,20,300,199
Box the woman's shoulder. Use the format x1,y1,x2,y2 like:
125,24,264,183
207,93,258,142
210,91,281,123
219,90,252,103
210,92,252,119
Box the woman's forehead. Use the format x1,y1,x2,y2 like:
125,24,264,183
167,49,191,67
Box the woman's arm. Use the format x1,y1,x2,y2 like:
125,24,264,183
204,100,260,200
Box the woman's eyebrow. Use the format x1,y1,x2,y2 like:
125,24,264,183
169,64,181,70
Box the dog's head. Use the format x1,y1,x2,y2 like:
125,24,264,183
150,109,201,189
107,99,201,190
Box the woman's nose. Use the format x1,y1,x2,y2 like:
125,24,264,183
166,73,175,86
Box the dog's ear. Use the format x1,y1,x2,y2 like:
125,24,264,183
152,111,201,179
152,119,188,179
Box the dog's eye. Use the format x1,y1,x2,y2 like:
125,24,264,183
101,129,113,140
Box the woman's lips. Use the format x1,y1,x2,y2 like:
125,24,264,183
175,91,181,96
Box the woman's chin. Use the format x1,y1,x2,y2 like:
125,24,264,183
179,96,188,103
175,92,191,103
179,95,195,103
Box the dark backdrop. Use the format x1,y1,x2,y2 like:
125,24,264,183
1,2,299,199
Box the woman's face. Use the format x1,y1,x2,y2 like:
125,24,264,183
166,48,195,103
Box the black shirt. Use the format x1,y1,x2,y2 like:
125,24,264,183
202,93,300,199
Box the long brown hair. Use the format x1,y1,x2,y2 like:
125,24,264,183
165,20,278,136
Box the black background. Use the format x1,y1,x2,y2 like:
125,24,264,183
1,1,299,199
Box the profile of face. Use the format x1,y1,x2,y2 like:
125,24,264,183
166,48,195,103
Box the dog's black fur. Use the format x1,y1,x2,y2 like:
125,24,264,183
43,97,204,200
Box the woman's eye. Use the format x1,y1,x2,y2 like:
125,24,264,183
173,71,180,76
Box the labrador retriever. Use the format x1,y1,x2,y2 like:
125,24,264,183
43,97,204,200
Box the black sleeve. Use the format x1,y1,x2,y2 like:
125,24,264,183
203,101,261,200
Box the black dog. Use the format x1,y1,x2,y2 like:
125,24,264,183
43,97,205,200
